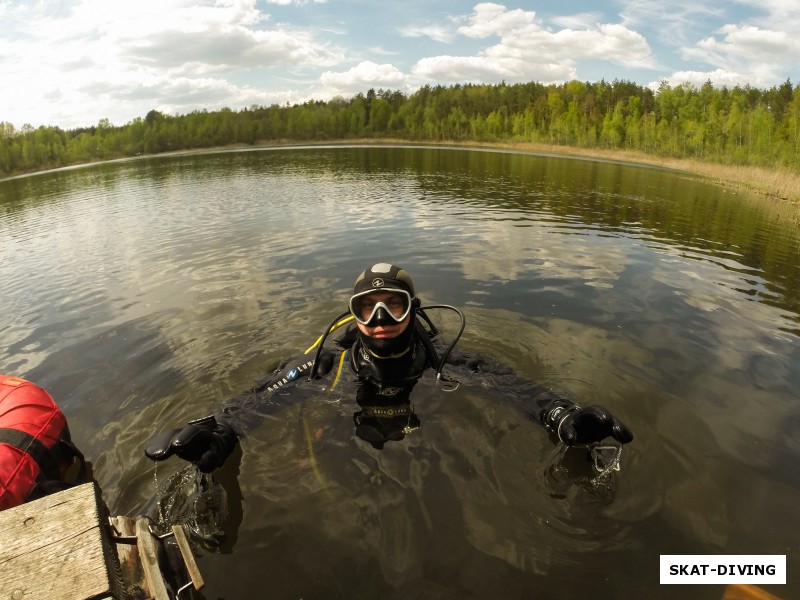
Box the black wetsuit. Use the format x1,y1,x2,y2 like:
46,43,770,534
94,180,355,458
213,320,571,450
146,302,631,472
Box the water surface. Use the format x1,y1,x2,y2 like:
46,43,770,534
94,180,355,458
1,146,798,599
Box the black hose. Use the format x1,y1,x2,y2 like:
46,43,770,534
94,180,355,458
417,304,466,380
415,319,441,370
416,307,440,337
308,304,466,383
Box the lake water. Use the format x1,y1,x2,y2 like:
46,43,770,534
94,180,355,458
1,145,798,599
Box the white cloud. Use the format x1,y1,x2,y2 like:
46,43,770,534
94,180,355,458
316,61,409,98
0,0,343,128
1,0,797,130
735,0,800,30
93,0,341,75
622,0,798,89
695,24,798,63
456,2,536,38
411,3,654,84
676,24,800,86
651,68,770,90
550,12,605,30
399,24,456,44
412,54,576,83
264,0,328,4
122,26,340,76
366,46,400,57
617,0,724,43
547,24,653,66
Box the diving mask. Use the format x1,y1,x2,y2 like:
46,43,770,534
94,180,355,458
349,289,412,326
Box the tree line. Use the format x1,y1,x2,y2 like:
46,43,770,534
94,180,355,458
2,78,799,177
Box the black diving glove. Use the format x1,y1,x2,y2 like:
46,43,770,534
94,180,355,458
145,415,237,473
538,393,633,446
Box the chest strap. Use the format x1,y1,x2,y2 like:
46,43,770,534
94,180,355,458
0,428,64,481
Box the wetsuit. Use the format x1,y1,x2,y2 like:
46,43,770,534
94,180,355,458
146,314,633,470
208,318,575,451
211,320,432,448
146,262,632,473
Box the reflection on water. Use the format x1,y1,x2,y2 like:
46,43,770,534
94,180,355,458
1,146,799,599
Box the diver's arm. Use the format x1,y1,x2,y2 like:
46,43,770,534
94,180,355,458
213,350,335,436
445,349,633,446
524,390,633,445
144,351,336,472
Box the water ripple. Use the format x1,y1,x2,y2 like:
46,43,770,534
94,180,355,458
2,146,799,599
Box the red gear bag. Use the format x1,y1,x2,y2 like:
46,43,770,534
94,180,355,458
0,375,82,511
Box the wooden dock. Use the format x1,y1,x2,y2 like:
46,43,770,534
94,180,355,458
0,482,203,600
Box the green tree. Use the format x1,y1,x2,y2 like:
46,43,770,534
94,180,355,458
369,98,392,134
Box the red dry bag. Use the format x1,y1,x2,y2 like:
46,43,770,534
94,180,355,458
0,375,84,511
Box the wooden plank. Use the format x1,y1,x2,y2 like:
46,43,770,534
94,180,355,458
135,516,170,600
0,482,123,600
171,524,205,591
109,515,150,600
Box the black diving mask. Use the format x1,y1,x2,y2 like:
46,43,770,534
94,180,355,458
349,289,412,326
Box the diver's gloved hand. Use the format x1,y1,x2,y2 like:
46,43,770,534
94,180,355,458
537,393,633,446
555,405,633,445
145,415,237,473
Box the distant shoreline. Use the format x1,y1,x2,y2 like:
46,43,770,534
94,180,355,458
367,139,800,207
5,139,799,220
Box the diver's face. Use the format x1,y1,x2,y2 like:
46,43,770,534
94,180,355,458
354,292,411,339
357,317,410,339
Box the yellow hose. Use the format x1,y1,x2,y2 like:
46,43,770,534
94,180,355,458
304,315,355,354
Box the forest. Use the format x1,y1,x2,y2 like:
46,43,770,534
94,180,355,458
1,78,799,177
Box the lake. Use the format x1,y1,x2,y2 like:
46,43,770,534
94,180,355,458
1,145,798,599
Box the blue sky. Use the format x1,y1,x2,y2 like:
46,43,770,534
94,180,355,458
1,0,798,130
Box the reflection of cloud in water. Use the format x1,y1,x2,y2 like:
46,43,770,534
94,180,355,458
462,304,797,552
455,220,629,290
637,244,798,462
451,219,799,470
463,307,658,400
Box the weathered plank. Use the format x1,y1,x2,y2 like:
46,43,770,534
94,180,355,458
0,482,124,600
171,524,204,592
135,516,171,600
110,516,205,599
109,516,150,600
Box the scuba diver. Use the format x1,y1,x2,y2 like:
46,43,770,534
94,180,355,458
145,263,633,472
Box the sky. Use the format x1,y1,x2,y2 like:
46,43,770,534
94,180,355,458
1,0,799,131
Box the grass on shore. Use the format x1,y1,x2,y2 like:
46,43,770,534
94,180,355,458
505,142,800,203
528,143,800,228
388,140,800,203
